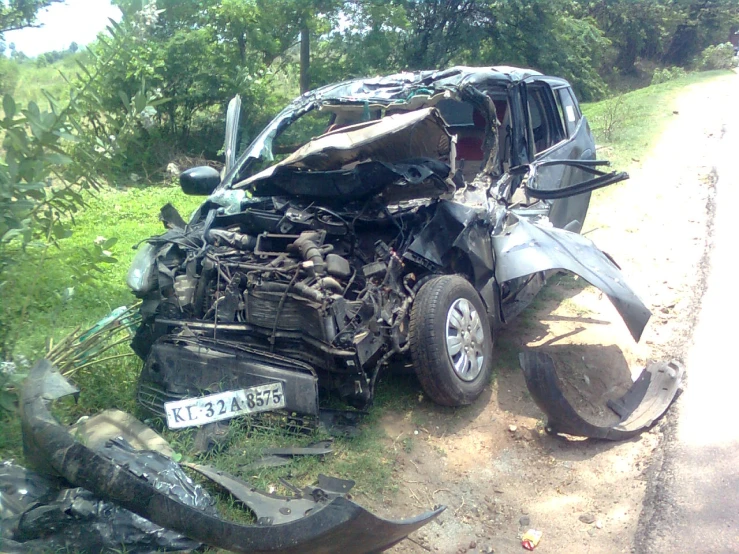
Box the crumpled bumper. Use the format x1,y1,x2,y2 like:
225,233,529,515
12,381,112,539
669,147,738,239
19,359,443,553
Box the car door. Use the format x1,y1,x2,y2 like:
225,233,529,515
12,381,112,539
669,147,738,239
514,81,596,232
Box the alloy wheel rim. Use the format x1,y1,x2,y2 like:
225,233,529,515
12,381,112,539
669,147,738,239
445,298,485,381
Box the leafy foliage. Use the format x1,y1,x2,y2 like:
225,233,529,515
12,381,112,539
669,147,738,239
0,42,151,250
0,0,62,34
651,66,688,85
696,42,738,70
0,22,163,357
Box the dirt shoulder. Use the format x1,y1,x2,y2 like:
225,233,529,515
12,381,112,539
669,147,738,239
634,70,739,553
373,73,735,554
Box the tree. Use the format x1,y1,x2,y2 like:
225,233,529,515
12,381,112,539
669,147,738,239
319,0,609,100
0,20,162,356
574,0,678,75
398,0,483,70
97,0,343,164
69,41,78,53
575,0,739,73
663,0,739,65
0,0,63,35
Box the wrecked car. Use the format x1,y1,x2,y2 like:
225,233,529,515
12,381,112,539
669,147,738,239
127,66,652,431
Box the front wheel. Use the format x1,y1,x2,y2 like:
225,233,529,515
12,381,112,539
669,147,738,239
409,275,493,406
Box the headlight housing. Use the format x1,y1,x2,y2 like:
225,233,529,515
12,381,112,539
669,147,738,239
126,243,157,294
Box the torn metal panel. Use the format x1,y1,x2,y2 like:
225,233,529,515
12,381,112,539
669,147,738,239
492,216,651,342
248,159,453,202
519,351,684,440
406,200,483,268
282,107,451,170
19,360,445,553
239,107,451,189
224,95,242,173
159,202,187,229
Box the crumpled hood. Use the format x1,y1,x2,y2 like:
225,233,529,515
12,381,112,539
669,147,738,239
236,108,452,199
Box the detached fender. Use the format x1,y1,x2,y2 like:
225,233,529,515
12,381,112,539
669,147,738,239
492,217,651,342
519,351,684,440
19,360,443,554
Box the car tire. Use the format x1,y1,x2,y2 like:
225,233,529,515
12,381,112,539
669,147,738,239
409,275,493,406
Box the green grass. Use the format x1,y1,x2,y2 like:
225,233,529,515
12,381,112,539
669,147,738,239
3,185,203,357
12,53,90,109
0,68,734,522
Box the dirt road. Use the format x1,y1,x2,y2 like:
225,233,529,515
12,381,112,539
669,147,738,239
635,72,739,553
377,72,737,553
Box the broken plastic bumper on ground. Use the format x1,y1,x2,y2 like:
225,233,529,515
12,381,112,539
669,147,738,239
17,360,443,553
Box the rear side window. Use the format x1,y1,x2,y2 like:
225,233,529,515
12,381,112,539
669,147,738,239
527,86,565,154
556,88,581,136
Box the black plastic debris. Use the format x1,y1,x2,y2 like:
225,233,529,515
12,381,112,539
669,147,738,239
263,440,334,457
18,360,444,553
0,461,205,553
185,463,355,526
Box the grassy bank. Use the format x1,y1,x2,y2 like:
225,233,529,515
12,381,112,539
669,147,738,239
10,54,88,108
583,69,733,171
0,69,733,496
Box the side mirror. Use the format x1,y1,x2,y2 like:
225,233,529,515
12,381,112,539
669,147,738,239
180,166,220,196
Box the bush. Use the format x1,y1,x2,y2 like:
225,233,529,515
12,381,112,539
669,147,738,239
592,94,628,142
696,43,737,71
651,66,688,85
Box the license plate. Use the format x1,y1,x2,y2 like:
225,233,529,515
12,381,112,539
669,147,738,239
164,383,286,429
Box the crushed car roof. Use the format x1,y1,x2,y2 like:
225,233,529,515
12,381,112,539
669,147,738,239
221,65,559,189
299,65,548,103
